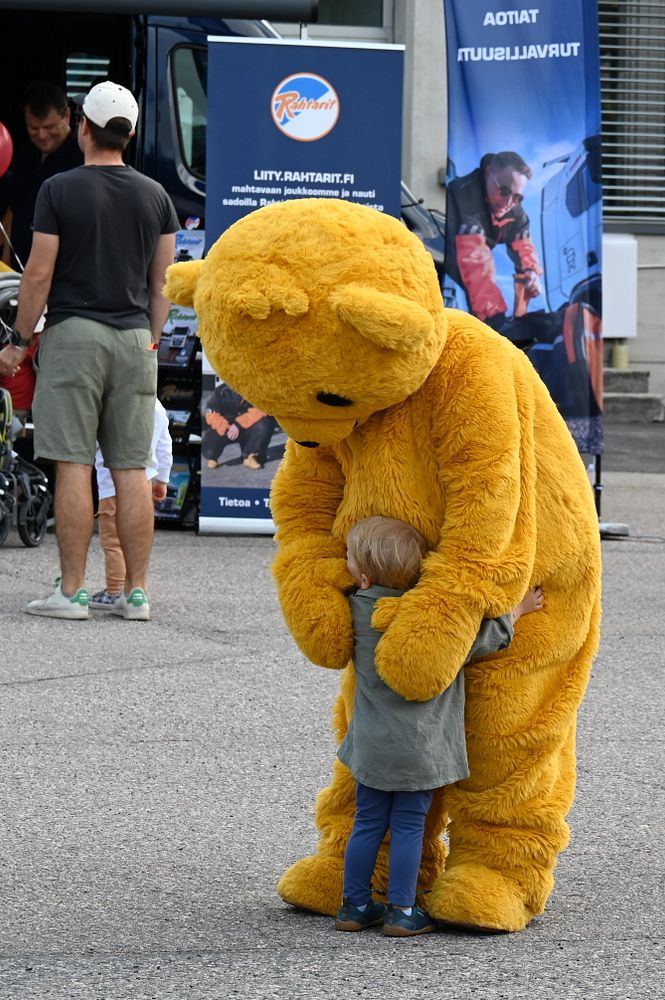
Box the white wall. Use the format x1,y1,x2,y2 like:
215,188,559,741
633,236,665,396
394,0,447,213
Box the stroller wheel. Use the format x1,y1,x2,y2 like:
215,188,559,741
17,496,48,547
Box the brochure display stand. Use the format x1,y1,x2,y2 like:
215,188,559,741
154,230,205,529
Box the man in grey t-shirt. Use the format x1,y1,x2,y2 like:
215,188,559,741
0,81,179,621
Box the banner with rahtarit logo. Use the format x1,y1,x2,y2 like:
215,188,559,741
199,37,404,534
205,38,403,240
442,0,603,456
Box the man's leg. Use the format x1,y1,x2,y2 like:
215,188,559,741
56,462,94,595
201,428,227,465
111,468,153,592
241,418,273,466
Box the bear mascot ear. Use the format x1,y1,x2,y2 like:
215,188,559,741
164,260,204,309
225,263,310,321
329,283,435,352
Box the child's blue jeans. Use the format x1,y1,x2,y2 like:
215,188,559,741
343,782,434,907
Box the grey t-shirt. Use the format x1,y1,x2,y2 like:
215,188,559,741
34,165,179,330
337,585,513,792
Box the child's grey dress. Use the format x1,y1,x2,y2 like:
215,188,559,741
337,584,513,791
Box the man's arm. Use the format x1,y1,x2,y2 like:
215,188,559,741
148,232,176,344
0,207,13,264
455,226,509,323
507,216,542,308
0,230,57,375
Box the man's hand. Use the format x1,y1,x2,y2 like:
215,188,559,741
0,343,26,377
522,269,541,299
226,423,240,441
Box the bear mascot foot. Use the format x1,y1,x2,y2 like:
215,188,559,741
428,863,535,933
278,855,345,917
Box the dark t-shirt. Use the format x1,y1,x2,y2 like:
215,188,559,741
34,165,179,330
0,129,83,269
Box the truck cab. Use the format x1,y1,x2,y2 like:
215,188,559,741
0,8,277,225
0,5,445,271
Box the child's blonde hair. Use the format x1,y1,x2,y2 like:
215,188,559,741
347,516,428,590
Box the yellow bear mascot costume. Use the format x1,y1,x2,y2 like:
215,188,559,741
166,198,601,932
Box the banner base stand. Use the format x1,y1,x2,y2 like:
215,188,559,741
198,515,275,535
599,521,630,539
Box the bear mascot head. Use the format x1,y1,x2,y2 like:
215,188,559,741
166,198,601,933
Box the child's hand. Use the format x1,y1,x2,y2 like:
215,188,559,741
152,480,168,503
512,586,544,624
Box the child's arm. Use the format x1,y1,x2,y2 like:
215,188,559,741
94,442,116,500
153,401,173,486
465,586,544,665
464,614,514,665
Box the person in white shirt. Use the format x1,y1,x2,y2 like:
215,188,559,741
91,397,172,619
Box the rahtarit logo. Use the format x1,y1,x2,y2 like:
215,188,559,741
271,72,339,142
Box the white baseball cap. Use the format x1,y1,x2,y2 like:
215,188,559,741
74,81,138,131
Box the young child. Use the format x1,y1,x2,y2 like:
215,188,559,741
335,515,543,938
90,397,172,617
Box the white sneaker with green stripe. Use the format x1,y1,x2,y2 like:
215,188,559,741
26,580,89,619
111,587,150,621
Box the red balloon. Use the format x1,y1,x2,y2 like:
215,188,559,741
0,122,13,178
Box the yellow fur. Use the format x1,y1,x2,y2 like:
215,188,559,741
167,198,601,932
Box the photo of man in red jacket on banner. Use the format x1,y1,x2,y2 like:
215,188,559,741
442,0,603,457
445,151,543,332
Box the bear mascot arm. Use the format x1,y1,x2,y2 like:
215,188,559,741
270,440,356,670
372,313,538,701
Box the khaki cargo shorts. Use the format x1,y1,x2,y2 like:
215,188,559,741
33,316,157,468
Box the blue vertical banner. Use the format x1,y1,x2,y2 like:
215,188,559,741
200,37,404,534
443,1,603,454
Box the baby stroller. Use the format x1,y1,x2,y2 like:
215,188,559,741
0,388,51,546
0,271,51,547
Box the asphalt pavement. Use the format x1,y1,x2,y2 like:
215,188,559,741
1,424,663,999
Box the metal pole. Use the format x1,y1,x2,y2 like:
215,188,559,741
593,452,602,518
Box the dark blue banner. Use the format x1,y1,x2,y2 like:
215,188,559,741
206,37,404,243
443,0,603,454
200,37,404,533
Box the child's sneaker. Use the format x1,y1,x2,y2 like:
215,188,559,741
26,580,89,620
383,904,436,937
89,589,121,610
111,587,150,621
335,897,386,932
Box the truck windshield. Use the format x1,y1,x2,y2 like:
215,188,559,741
172,46,208,179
